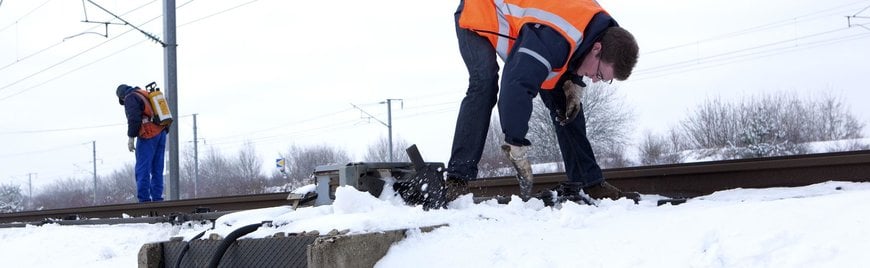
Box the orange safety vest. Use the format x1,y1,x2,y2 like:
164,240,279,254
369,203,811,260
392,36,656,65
459,0,605,89
133,89,165,139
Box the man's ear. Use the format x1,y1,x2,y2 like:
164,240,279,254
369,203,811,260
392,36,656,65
592,42,602,56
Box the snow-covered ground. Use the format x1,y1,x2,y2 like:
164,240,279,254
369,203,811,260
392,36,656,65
1,181,869,267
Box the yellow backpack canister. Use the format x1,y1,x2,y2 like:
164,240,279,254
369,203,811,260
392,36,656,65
145,82,173,126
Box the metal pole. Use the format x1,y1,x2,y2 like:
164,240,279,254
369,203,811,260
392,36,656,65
28,173,34,209
193,113,198,198
93,141,97,205
387,99,393,162
164,0,180,200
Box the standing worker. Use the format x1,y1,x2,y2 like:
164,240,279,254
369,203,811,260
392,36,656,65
445,0,640,203
116,84,167,202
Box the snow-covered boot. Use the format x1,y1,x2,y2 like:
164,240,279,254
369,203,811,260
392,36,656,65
444,176,469,202
534,182,593,206
583,181,641,204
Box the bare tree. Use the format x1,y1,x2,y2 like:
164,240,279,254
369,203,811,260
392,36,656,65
100,164,137,204
284,144,352,186
806,93,865,141
598,143,634,168
680,92,866,160
527,98,563,164
0,183,24,213
231,142,267,194
363,135,411,162
196,147,234,197
582,84,635,166
478,116,513,177
32,177,92,209
681,97,741,152
526,83,635,168
638,129,687,165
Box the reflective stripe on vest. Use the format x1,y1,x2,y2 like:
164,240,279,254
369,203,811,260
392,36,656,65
133,90,165,139
459,0,604,89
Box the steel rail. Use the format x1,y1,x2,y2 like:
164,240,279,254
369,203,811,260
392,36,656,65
0,192,295,226
2,150,869,226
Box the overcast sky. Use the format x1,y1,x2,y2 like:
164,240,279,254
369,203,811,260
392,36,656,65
2,0,869,191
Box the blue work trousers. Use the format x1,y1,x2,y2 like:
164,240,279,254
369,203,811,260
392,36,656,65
135,131,166,202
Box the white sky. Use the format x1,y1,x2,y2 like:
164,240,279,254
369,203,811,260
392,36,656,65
1,181,869,267
1,0,869,191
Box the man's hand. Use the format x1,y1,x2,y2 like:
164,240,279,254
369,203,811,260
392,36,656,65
127,137,136,152
557,80,585,126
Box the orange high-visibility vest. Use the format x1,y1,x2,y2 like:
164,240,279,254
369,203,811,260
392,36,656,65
459,0,605,89
133,89,165,139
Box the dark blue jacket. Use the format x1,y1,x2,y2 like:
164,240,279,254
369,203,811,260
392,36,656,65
121,86,146,138
502,12,618,93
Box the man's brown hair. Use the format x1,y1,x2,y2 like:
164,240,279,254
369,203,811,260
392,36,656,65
598,27,638,81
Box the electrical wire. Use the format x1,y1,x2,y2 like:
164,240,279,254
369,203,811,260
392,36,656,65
178,0,261,27
207,107,356,142
632,26,863,80
0,0,54,34
0,123,124,135
0,0,157,73
631,31,870,82
0,142,85,159
0,0,192,98
0,30,143,100
643,0,868,55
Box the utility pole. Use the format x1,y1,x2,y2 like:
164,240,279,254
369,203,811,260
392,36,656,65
164,0,180,201
352,99,403,162
27,173,35,208
92,141,97,205
192,113,199,198
382,99,403,161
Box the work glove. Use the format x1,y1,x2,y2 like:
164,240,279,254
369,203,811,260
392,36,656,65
501,144,534,200
127,137,136,152
556,79,585,126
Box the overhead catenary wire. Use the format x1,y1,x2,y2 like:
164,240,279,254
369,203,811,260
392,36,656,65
0,0,194,98
0,0,157,73
642,0,868,55
631,30,870,81
0,114,194,135
631,31,870,82
0,0,54,34
0,122,124,135
0,142,87,159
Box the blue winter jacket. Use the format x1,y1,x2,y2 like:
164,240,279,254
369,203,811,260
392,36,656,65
121,86,146,138
502,12,618,93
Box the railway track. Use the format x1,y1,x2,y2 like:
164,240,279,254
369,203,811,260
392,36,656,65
2,150,869,227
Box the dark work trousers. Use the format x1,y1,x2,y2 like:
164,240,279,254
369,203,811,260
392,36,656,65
538,90,605,187
447,0,500,180
135,131,166,202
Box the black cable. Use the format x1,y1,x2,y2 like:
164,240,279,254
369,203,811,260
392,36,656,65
206,221,269,268
174,226,211,268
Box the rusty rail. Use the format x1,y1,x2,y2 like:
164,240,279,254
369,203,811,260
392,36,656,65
469,150,870,198
3,150,870,226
